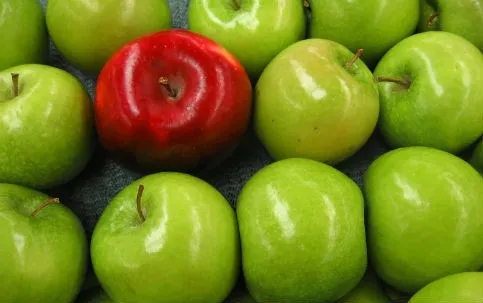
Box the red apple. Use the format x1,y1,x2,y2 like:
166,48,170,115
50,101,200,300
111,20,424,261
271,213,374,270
95,29,252,172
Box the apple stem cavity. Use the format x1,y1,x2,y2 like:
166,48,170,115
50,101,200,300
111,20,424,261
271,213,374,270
427,12,440,28
159,77,178,99
232,0,241,10
345,49,364,70
31,198,60,217
136,184,146,223
375,76,411,89
11,73,19,97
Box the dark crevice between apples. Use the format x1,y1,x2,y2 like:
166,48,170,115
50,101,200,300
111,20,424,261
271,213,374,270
136,184,146,223
31,198,60,217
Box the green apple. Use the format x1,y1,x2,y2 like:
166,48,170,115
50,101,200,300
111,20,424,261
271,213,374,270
237,158,367,303
0,0,48,71
307,0,419,68
338,269,389,303
0,183,88,303
374,31,483,154
91,172,240,303
418,0,483,51
46,0,172,74
0,64,94,189
364,146,483,294
188,0,306,80
254,39,379,165
409,272,483,302
470,138,483,173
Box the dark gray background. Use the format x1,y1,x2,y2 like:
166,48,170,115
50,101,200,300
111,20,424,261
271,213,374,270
37,0,392,302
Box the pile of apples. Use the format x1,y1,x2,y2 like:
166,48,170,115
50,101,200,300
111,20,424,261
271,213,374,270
1,0,482,303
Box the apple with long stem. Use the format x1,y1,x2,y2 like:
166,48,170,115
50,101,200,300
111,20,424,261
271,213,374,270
91,172,240,303
0,183,88,303
95,29,253,173
374,31,483,154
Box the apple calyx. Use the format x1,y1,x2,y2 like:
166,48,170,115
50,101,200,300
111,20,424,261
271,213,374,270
158,77,179,99
136,184,146,223
11,73,19,97
345,49,364,70
375,76,411,89
427,12,440,28
31,198,60,217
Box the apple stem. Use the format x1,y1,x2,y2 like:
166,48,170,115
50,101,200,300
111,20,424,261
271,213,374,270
11,73,19,97
136,184,146,223
345,49,364,70
375,76,411,89
159,77,178,98
31,198,60,217
427,12,440,28
232,0,240,10
304,0,310,8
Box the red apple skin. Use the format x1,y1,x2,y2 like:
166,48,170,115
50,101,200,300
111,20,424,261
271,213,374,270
95,29,252,172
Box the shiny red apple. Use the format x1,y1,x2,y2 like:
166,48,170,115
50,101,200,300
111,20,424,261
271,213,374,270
95,29,252,172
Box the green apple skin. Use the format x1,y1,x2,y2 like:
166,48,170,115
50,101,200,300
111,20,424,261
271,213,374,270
188,0,306,80
254,39,379,165
0,0,48,71
470,138,483,174
364,146,483,294
0,183,88,303
374,31,483,154
46,0,172,74
338,269,389,303
409,272,483,303
418,0,483,51
91,172,240,303
237,158,367,303
308,0,419,68
0,64,95,189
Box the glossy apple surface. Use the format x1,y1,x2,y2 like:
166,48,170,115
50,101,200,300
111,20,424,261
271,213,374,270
470,138,483,174
364,146,483,294
188,0,306,80
95,29,252,172
0,183,88,303
0,64,94,189
254,39,379,165
338,269,389,303
418,0,483,51
308,0,419,68
374,31,483,154
0,0,47,71
237,158,367,303
409,272,483,303
91,172,240,303
46,0,172,74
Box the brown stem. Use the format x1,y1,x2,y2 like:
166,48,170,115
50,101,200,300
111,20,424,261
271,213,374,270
158,77,178,98
11,73,19,97
232,0,240,10
345,49,364,70
427,12,439,28
304,0,310,8
136,184,146,223
32,198,60,217
375,76,411,89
